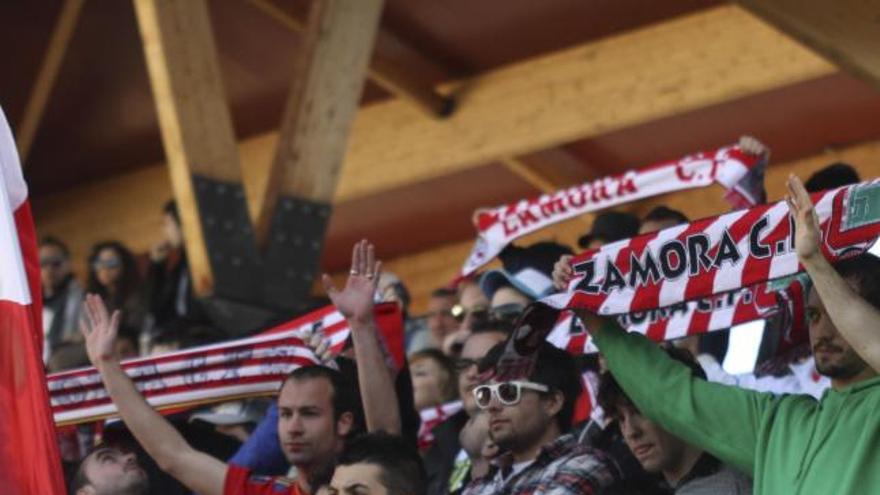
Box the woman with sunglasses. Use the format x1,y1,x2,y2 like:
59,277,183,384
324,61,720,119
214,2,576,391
87,240,147,337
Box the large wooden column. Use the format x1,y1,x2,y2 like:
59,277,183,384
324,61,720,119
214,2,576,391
133,0,260,299
738,0,880,88
257,0,384,308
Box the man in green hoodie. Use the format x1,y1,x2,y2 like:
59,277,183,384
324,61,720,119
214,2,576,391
573,175,880,495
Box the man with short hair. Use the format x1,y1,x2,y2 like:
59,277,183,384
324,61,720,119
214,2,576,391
638,206,689,235
77,240,399,495
410,288,459,353
426,325,511,495
329,432,427,495
462,342,619,494
598,348,751,494
577,177,880,494
68,446,149,495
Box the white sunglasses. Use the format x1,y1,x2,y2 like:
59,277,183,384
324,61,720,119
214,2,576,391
473,380,550,409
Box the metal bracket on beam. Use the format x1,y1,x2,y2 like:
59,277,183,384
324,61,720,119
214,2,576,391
262,196,332,311
192,175,263,302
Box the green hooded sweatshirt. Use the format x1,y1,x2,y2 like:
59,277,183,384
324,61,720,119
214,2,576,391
592,323,880,495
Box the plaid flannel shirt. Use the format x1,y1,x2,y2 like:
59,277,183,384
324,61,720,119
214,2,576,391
462,433,620,495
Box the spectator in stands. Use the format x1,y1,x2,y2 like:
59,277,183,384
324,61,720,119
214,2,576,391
410,288,459,354
552,212,639,290
441,277,490,357
462,341,619,494
598,348,752,494
87,241,147,333
40,236,85,364
480,242,572,318
577,211,640,250
426,323,511,495
78,240,401,495
450,412,499,494
114,328,140,360
410,349,458,412
191,399,271,444
804,162,860,193
575,175,880,494
638,206,689,235
67,445,149,495
329,432,427,495
146,200,205,329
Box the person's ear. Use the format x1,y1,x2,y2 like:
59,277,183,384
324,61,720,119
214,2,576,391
542,390,565,418
336,411,355,437
76,485,96,495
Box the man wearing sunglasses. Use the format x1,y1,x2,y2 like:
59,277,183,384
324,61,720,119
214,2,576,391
462,342,619,495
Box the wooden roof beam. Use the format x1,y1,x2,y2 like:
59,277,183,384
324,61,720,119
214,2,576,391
737,0,880,89
134,0,247,297
332,5,836,202
246,0,454,117
255,0,384,307
16,0,85,165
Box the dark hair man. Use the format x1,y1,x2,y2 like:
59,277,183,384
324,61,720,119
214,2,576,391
329,432,427,495
68,446,149,495
410,288,459,353
598,348,751,494
804,162,859,193
462,342,619,494
639,206,689,235
77,240,399,495
425,324,512,495
576,176,880,494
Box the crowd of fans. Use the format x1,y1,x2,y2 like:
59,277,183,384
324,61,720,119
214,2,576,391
52,159,880,495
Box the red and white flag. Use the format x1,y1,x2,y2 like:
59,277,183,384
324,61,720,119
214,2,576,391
461,145,766,277
0,107,66,493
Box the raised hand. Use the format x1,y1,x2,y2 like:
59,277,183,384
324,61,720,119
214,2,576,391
322,239,382,325
785,174,822,263
738,135,769,158
552,254,574,291
79,293,122,367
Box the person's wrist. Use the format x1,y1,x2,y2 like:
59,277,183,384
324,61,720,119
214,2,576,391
95,355,122,372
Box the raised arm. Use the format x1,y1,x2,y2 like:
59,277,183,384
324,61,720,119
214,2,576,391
578,311,776,474
787,174,880,371
322,240,401,435
80,294,228,495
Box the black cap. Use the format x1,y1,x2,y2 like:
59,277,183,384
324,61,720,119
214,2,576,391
577,211,640,249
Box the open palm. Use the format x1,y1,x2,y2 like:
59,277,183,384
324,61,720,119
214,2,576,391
322,240,381,324
786,174,822,262
79,294,122,366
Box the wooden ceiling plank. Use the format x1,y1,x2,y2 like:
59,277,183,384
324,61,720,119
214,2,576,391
737,0,880,89
133,0,245,296
254,0,384,245
15,0,85,165
333,5,836,202
500,156,560,194
245,0,452,117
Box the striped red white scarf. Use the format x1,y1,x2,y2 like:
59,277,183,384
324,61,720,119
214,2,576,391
461,144,766,277
542,180,880,335
47,304,403,426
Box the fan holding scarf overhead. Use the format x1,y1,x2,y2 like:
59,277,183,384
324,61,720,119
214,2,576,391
493,174,880,495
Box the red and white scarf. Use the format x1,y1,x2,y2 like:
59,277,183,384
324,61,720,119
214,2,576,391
461,145,766,277
417,400,463,449
47,304,403,426
542,180,880,331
